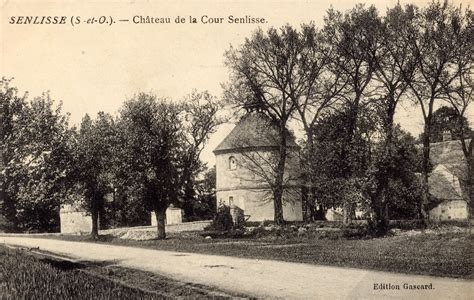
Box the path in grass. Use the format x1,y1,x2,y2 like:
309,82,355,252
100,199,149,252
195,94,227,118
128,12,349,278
14,229,472,278
2,236,472,299
0,245,244,298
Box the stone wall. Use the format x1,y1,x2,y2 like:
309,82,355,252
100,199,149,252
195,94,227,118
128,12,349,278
151,207,183,226
59,204,92,234
165,220,211,232
429,200,468,221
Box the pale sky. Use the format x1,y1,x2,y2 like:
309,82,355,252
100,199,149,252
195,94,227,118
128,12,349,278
1,0,472,166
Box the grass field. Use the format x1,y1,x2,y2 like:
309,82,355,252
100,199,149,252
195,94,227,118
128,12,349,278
0,245,245,298
35,225,474,279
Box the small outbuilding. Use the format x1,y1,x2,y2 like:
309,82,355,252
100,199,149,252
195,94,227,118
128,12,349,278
151,205,184,225
427,135,471,221
60,204,92,234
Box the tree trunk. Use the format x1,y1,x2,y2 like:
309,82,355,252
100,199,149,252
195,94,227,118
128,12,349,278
315,203,326,220
180,166,196,220
343,202,351,225
309,187,318,220
182,182,195,220
372,111,395,235
273,121,287,225
301,186,310,222
459,138,473,219
1,192,17,231
465,146,473,220
342,196,353,226
155,208,166,239
301,132,315,222
342,101,360,226
370,191,389,236
91,207,99,239
1,166,18,232
273,186,284,225
420,122,431,225
469,157,473,215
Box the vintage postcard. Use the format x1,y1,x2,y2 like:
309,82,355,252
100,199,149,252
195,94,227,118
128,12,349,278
1,0,472,299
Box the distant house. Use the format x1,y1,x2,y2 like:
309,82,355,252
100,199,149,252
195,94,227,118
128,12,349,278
427,133,471,221
213,113,303,222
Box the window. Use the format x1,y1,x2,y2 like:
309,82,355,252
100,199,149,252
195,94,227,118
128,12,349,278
229,156,237,170
229,196,234,206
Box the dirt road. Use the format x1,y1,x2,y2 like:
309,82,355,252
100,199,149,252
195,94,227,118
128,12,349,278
1,236,472,299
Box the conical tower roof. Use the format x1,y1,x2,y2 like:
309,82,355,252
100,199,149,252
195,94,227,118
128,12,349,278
213,113,298,154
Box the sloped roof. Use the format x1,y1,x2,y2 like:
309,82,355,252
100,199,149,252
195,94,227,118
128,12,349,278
429,139,470,179
213,113,298,153
425,139,471,205
428,164,463,201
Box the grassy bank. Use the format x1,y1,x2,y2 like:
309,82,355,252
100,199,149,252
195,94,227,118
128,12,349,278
35,225,474,279
0,245,245,298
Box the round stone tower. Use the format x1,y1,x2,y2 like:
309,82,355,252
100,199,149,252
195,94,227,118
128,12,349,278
213,113,303,222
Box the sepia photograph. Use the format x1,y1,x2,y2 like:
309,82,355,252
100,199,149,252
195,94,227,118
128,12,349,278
0,0,473,298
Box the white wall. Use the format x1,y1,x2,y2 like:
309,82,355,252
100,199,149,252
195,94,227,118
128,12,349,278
151,207,184,226
215,148,303,222
216,188,303,222
429,200,469,221
60,204,92,234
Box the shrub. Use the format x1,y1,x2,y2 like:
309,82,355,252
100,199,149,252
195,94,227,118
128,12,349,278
428,219,470,228
245,220,274,227
0,214,19,233
343,223,369,239
389,219,425,230
205,204,234,232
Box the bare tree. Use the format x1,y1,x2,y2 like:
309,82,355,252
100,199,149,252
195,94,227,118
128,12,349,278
229,114,301,210
442,8,473,215
224,25,317,224
401,1,468,222
290,25,348,220
178,90,222,218
366,4,418,234
322,4,380,224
